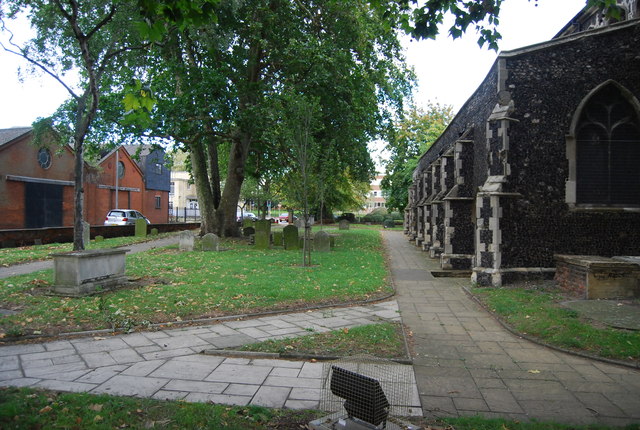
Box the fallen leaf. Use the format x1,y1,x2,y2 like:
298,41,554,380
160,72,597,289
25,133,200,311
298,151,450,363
89,404,103,412
527,369,541,374
93,337,106,341
94,415,103,422
39,406,52,414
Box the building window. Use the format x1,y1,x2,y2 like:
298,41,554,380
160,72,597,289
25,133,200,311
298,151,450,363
155,196,161,209
117,161,125,179
170,182,174,195
155,163,163,175
37,148,52,169
574,82,640,206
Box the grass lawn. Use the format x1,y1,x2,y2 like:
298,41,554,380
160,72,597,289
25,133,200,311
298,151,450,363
0,387,319,430
470,285,640,363
0,228,391,337
0,233,174,267
2,387,638,430
238,322,407,359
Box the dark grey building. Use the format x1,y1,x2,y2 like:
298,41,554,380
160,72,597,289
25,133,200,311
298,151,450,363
406,2,640,286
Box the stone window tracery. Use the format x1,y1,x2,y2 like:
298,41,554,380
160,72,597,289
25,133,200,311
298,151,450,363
570,82,640,207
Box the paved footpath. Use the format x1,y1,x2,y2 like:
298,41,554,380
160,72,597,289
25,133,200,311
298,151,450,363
0,298,420,412
382,230,640,426
1,232,639,426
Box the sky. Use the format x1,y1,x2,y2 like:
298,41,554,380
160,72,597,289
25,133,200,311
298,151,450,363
0,0,587,130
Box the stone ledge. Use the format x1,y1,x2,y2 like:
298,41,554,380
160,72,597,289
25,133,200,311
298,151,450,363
554,254,640,299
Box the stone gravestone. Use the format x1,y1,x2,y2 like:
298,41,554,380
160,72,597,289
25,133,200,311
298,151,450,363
201,233,219,251
95,235,104,242
314,230,330,252
150,228,159,236
283,225,300,250
272,230,283,247
135,218,147,237
339,220,350,230
242,218,254,228
179,230,194,251
294,218,304,229
243,226,255,237
82,221,90,246
254,219,271,249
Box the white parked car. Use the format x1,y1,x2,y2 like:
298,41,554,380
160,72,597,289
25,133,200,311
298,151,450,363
104,209,150,226
236,211,257,222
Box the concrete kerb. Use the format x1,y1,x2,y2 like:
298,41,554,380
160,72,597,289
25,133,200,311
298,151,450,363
0,292,398,346
202,349,413,365
462,285,640,370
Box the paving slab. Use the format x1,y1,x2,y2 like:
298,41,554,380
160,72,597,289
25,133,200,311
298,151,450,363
1,232,636,427
382,230,640,426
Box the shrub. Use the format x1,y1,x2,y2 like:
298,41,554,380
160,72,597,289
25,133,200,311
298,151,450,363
363,213,384,223
336,212,356,223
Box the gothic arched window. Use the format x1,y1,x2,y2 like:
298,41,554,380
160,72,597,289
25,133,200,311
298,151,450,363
575,83,640,206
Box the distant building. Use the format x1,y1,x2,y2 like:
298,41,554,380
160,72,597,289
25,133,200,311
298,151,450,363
170,170,199,212
363,174,387,214
0,128,170,229
123,145,171,222
0,127,77,228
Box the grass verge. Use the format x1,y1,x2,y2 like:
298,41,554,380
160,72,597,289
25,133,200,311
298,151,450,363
438,416,640,430
2,387,638,430
470,286,640,363
0,228,391,338
0,387,320,429
238,322,406,359
0,233,175,267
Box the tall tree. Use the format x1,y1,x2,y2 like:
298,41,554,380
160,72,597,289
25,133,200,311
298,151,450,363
0,0,147,250
381,103,454,212
108,0,413,237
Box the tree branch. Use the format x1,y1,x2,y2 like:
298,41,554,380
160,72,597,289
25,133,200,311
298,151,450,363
86,5,117,40
0,40,79,100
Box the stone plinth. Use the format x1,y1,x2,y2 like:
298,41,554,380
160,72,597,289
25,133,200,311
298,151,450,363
51,248,129,296
554,255,640,299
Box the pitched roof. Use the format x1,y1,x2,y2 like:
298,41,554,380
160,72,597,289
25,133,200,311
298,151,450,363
0,127,32,148
123,144,152,158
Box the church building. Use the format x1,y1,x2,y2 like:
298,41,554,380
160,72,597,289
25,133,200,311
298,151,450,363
405,1,640,286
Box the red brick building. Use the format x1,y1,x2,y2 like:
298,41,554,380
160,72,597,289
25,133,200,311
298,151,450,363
0,128,169,229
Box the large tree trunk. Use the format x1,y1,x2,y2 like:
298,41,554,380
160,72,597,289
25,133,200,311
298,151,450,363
72,93,94,251
72,133,85,251
205,128,221,209
219,133,252,237
190,141,218,236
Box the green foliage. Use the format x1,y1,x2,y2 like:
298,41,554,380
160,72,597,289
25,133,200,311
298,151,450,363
0,387,311,429
472,287,640,362
0,229,391,337
382,103,453,211
0,233,173,267
439,415,640,430
240,322,406,359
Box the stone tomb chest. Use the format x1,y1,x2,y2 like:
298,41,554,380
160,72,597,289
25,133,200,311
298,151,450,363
51,248,129,296
554,255,640,299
